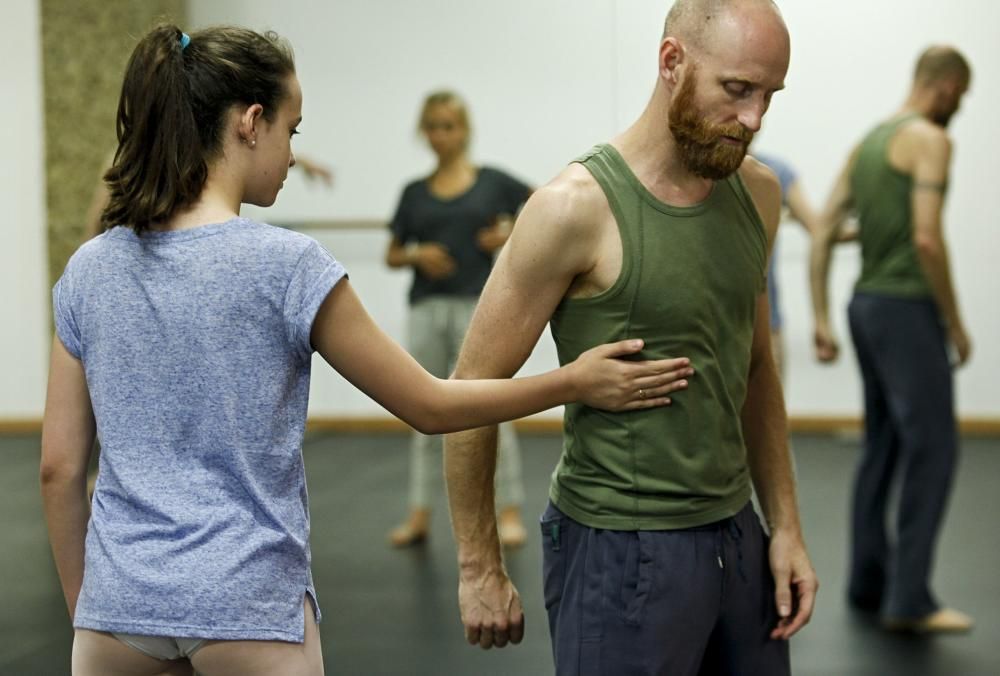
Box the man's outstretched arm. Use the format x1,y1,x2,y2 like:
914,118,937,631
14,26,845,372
810,146,858,362
445,175,600,650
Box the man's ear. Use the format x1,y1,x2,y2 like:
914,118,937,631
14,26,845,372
659,37,685,86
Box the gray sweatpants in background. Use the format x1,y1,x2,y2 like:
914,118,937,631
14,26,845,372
407,296,524,509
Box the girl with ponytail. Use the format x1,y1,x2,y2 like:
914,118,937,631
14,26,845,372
40,24,688,676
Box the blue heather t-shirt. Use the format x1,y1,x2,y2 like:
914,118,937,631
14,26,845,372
52,218,346,642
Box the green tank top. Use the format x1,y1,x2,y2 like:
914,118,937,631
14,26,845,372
549,144,767,530
852,113,933,297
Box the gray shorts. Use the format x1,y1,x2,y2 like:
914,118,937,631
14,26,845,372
113,633,206,661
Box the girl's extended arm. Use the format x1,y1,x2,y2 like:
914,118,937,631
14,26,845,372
310,279,690,434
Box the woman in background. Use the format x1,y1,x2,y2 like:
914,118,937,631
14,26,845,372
385,91,532,548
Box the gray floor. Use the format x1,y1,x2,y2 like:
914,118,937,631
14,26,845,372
1,431,998,675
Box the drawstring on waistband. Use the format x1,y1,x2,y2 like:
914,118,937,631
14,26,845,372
727,518,747,583
714,517,748,583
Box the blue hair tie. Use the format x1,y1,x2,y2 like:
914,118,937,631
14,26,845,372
180,32,191,50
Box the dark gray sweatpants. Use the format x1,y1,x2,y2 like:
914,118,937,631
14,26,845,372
846,292,957,619
540,501,789,676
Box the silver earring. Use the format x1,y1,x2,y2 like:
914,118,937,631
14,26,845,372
250,139,256,148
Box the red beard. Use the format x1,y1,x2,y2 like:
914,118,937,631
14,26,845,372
668,70,754,180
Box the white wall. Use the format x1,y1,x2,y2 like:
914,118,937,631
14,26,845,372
1,0,48,420
193,0,622,222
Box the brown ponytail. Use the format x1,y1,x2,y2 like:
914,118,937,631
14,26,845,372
101,25,295,234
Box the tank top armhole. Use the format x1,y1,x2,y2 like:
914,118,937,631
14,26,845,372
880,113,926,181
561,146,636,306
726,173,769,280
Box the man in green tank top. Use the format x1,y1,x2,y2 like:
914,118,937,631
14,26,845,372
811,47,973,634
445,1,817,673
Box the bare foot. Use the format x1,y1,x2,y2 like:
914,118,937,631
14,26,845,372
498,505,527,549
883,608,974,634
388,508,430,548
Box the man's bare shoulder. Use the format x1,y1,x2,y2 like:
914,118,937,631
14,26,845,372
899,117,952,154
738,156,782,231
522,162,607,238
739,155,781,196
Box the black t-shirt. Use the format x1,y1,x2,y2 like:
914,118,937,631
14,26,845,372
390,167,531,304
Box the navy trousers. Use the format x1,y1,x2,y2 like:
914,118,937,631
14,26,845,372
541,501,789,676
846,293,958,619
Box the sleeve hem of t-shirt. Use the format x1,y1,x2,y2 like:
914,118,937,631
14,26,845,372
293,262,348,360
52,281,82,359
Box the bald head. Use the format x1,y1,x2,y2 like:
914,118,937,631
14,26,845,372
659,0,790,98
654,0,790,177
914,45,971,87
663,0,783,50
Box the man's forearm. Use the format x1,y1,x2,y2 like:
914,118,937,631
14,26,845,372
811,161,854,327
916,242,963,329
445,426,505,574
742,359,802,535
385,243,419,269
809,229,836,327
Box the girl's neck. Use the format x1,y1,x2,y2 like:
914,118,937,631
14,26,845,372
159,169,242,231
161,192,240,231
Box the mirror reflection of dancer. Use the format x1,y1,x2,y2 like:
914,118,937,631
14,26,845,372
41,26,690,676
812,46,973,634
385,91,532,548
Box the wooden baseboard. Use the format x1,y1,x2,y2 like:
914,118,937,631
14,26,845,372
0,419,47,435
788,417,860,434
3,416,999,437
303,417,570,435
956,418,1000,437
305,417,409,434
308,416,1000,437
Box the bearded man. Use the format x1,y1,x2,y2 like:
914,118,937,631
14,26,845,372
444,1,818,673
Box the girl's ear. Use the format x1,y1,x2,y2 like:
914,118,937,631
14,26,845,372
237,103,265,145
